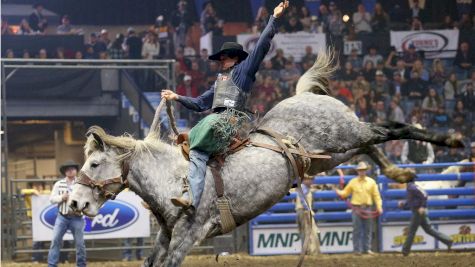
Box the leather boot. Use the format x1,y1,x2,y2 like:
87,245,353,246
170,196,191,208
171,177,193,209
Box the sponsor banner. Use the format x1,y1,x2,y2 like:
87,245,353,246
343,41,363,55
237,32,326,62
32,192,150,241
251,224,353,255
381,225,435,252
200,31,212,56
390,30,459,58
437,223,475,249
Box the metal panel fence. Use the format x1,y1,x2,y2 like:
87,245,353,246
249,162,475,255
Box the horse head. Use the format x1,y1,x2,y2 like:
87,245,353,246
69,126,134,217
69,99,176,217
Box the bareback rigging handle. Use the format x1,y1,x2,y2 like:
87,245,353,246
166,99,180,136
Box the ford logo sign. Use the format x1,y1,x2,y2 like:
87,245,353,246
401,31,448,52
40,200,139,234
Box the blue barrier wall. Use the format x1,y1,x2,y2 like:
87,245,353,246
249,162,475,254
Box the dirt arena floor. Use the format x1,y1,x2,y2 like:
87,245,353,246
3,252,475,267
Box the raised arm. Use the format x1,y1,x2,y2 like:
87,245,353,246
237,1,288,78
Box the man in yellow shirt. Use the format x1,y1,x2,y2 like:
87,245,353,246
335,162,383,255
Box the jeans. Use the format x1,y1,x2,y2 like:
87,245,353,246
47,214,86,267
183,149,210,208
454,66,471,80
59,240,71,263
403,99,420,115
444,100,455,117
352,209,372,253
402,210,452,254
122,238,144,260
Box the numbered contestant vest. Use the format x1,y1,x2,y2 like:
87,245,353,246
211,69,248,112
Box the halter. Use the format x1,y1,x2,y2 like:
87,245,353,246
76,161,130,200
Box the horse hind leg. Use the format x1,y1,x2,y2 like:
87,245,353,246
306,148,364,176
362,145,415,183
370,121,464,148
306,145,415,183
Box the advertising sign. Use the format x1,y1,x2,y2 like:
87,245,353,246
381,225,435,252
437,223,475,249
251,224,353,255
237,32,326,62
32,191,150,241
390,30,459,58
343,41,363,55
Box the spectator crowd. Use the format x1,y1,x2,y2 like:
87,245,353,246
2,1,474,163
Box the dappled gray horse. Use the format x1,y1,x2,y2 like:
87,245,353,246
69,50,462,267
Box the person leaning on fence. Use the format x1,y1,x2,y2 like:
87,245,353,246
398,181,453,256
401,124,434,166
335,162,383,255
47,160,86,267
441,141,475,195
295,176,320,255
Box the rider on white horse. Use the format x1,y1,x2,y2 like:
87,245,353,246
161,1,290,209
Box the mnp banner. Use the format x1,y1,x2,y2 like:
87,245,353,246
31,191,150,241
390,30,459,58
237,32,326,62
250,224,353,255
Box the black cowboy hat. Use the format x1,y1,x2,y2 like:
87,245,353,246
59,160,80,175
208,42,248,62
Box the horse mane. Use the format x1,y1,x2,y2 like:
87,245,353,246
295,48,338,95
84,125,165,160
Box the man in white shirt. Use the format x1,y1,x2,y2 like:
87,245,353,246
47,160,86,267
363,46,383,67
353,4,372,33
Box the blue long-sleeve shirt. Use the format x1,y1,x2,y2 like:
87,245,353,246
402,182,428,210
176,16,279,112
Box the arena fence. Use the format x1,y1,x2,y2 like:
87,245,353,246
249,162,475,255
2,162,474,261
4,178,215,262
0,58,179,261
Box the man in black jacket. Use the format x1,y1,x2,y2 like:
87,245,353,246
398,182,453,256
28,4,48,33
454,42,474,80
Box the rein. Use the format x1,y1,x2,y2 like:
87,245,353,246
76,161,130,200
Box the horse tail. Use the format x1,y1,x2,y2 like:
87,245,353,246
295,48,337,96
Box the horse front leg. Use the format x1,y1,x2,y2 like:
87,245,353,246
162,215,205,267
142,229,171,267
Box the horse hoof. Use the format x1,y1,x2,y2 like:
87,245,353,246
445,135,464,148
384,166,415,183
398,170,416,183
